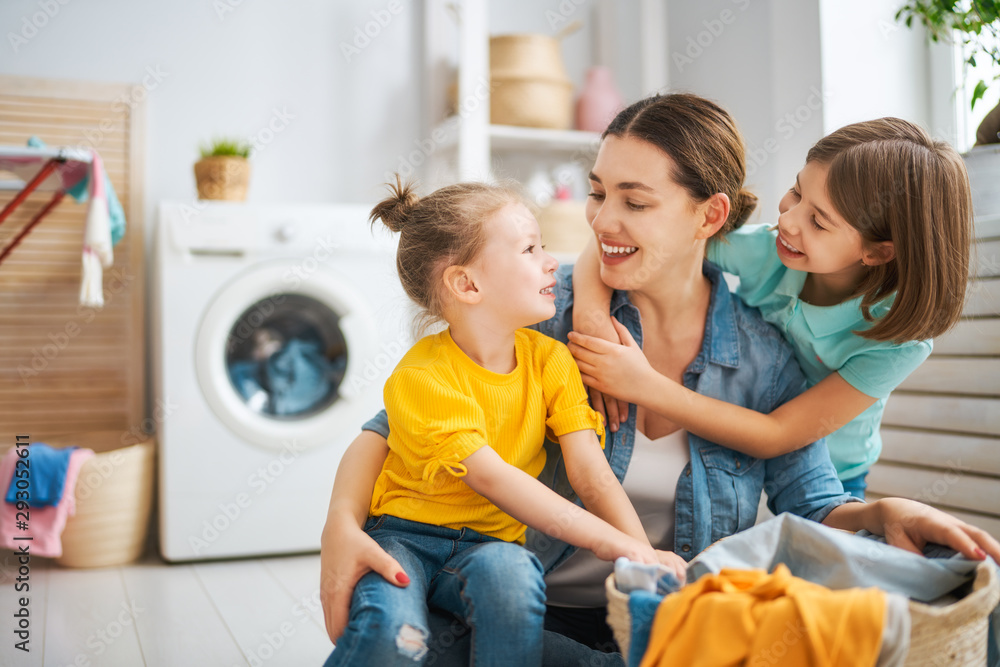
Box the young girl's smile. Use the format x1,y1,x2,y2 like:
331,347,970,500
776,161,868,285
473,203,559,329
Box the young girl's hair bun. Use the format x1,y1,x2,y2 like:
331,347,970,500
730,188,759,230
370,174,419,233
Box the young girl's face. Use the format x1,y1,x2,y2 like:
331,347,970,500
776,160,867,278
472,202,559,328
585,135,707,292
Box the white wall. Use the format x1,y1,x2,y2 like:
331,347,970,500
1,0,424,231
819,0,933,134
0,0,943,237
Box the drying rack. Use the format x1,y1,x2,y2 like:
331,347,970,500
0,145,92,266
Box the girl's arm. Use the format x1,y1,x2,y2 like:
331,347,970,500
460,445,659,565
319,430,407,642
568,318,878,458
823,497,1000,562
559,428,646,542
571,237,628,431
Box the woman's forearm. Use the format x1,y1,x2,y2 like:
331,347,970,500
323,430,389,533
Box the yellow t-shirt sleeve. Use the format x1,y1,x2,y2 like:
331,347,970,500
540,341,605,448
384,367,488,480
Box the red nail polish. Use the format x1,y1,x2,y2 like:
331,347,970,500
396,572,410,584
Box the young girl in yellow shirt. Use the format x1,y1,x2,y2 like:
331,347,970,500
325,178,676,667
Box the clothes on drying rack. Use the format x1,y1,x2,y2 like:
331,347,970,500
0,445,94,557
23,137,126,307
3,443,75,508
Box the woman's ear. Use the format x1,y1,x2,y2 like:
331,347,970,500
863,240,895,266
695,193,731,240
442,265,482,304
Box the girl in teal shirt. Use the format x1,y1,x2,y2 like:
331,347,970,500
569,117,972,498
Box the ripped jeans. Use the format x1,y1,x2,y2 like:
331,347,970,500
324,514,547,667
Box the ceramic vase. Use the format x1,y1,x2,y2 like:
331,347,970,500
575,66,624,133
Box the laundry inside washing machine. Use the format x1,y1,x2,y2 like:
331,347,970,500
225,292,348,418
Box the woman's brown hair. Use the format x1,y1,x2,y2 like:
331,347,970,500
602,93,758,233
369,175,524,335
806,118,972,342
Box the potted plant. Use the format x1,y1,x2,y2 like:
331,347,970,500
194,138,252,201
896,0,1000,145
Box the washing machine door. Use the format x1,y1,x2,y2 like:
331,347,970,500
195,260,380,450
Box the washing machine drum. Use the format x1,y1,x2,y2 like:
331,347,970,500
196,262,381,450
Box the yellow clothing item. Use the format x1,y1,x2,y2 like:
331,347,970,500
640,564,885,667
370,327,605,543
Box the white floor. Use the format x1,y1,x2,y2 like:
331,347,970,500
0,549,333,666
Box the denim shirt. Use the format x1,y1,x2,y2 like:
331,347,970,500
362,261,860,576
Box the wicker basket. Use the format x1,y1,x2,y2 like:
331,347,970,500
489,34,573,129
53,433,155,569
194,156,250,201
605,560,999,665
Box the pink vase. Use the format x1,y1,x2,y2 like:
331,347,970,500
575,66,624,133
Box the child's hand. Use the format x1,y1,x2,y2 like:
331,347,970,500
655,549,688,586
592,534,659,565
568,317,656,405
573,309,630,433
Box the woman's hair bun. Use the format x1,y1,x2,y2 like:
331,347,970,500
370,174,419,233
729,188,758,230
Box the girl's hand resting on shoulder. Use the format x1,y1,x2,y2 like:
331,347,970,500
568,317,658,406
572,312,630,433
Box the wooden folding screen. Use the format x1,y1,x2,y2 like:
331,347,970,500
0,75,146,446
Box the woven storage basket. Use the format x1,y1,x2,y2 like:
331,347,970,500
194,156,250,201
54,433,155,569
489,34,573,129
605,560,999,665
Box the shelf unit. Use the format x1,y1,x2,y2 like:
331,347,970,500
421,0,668,186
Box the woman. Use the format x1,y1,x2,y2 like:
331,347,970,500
320,94,1000,665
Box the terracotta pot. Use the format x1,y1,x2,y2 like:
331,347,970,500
194,156,250,201
575,66,624,133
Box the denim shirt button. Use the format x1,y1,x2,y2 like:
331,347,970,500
685,465,691,477
681,544,691,552
735,459,741,469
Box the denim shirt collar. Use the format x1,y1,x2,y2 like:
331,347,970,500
609,260,740,372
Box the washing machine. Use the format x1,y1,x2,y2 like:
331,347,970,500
154,202,410,561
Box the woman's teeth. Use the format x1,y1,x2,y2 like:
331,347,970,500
540,286,553,295
779,235,803,255
601,242,638,257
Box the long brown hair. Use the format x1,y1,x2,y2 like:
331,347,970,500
807,118,972,342
603,93,758,233
369,175,523,335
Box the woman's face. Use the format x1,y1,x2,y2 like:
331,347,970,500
585,135,708,292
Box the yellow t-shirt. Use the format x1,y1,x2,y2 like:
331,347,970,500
370,327,605,543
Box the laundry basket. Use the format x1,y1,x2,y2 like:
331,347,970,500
605,560,999,665
51,431,155,568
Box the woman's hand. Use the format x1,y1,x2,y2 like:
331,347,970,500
320,513,409,642
568,317,659,406
873,497,1000,562
655,549,688,586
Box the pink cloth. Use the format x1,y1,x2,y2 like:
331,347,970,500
0,446,95,557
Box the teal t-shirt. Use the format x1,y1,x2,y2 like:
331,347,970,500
708,224,932,480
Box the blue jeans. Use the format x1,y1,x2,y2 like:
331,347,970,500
840,471,868,500
324,515,547,667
